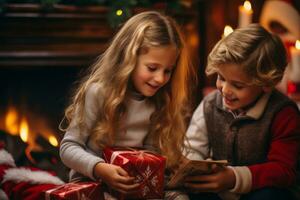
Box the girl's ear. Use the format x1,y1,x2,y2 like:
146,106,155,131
262,86,273,93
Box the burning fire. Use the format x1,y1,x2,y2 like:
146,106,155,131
48,135,58,147
5,106,19,135
3,106,59,147
19,117,29,143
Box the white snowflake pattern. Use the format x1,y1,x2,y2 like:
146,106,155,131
142,185,150,196
151,175,158,186
134,174,143,183
143,165,152,178
80,193,90,200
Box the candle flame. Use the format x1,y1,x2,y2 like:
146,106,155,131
224,25,234,37
48,135,58,147
296,40,300,50
244,1,252,11
20,118,29,143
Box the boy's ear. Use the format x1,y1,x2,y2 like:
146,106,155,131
262,86,273,93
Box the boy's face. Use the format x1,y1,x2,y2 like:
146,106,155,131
216,63,265,111
131,45,177,97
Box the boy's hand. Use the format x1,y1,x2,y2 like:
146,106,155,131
184,166,235,193
94,163,140,194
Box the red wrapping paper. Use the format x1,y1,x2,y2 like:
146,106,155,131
103,147,166,199
44,182,104,200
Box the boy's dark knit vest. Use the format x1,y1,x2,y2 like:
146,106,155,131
203,90,298,166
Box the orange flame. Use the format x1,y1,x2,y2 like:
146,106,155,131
5,107,19,135
3,105,59,148
48,135,58,147
19,117,29,143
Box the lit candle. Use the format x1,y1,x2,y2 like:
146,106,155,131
239,1,253,28
223,25,234,38
290,40,300,82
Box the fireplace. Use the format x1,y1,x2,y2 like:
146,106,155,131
0,66,79,144
0,4,114,181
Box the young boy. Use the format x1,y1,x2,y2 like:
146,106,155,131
183,24,300,200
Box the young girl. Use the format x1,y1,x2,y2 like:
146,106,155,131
59,11,193,198
183,24,300,200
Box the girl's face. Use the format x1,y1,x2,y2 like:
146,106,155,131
131,45,177,97
216,63,265,111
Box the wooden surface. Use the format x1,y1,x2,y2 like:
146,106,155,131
0,4,112,68
0,3,200,69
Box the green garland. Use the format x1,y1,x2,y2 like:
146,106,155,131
0,0,184,28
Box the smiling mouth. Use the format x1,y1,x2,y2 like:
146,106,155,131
147,83,159,90
223,96,237,104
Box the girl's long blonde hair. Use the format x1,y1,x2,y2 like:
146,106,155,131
62,11,193,168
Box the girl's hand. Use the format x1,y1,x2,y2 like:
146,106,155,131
184,166,236,193
94,163,140,194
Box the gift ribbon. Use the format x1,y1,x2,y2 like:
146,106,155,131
109,148,162,165
45,183,83,200
107,148,165,197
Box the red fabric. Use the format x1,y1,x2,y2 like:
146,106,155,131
0,141,5,149
0,148,62,200
3,181,57,200
103,147,166,199
0,165,62,200
249,106,300,189
44,182,103,200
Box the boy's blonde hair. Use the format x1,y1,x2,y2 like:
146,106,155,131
62,11,193,168
206,23,287,86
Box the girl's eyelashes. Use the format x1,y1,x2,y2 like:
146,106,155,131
147,65,157,71
147,65,173,74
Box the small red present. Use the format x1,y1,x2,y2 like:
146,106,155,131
44,182,104,200
103,147,166,199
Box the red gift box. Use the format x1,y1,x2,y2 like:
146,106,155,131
44,182,104,200
103,147,166,199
